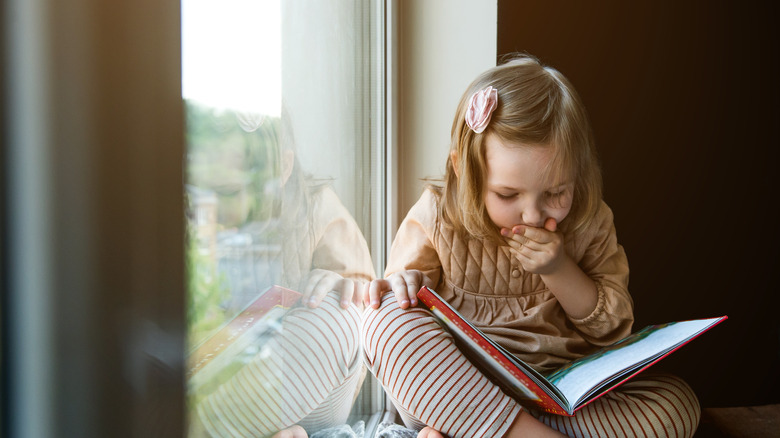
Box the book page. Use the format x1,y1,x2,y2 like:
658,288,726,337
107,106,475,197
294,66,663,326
546,317,724,407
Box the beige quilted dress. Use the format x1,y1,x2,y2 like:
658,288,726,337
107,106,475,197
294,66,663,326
385,188,634,374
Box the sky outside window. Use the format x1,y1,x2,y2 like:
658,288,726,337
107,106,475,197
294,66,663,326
181,0,281,116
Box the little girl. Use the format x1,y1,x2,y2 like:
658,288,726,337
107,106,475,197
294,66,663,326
362,54,700,437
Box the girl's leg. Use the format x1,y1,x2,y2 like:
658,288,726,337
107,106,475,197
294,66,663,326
533,374,701,438
194,291,364,437
362,292,522,438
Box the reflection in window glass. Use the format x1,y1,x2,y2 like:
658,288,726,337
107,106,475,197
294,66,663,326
182,0,382,436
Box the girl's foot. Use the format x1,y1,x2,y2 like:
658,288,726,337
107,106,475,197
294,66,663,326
417,426,446,438
272,425,308,438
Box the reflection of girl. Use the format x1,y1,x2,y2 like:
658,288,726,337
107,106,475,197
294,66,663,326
190,110,375,437
363,55,699,437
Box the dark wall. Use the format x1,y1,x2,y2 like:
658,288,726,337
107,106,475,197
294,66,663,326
498,1,779,408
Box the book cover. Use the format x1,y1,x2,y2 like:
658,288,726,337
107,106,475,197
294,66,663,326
187,284,302,393
416,286,726,416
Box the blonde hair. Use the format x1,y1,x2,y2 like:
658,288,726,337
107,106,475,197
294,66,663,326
439,53,602,240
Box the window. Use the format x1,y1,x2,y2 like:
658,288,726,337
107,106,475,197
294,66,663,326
182,0,386,435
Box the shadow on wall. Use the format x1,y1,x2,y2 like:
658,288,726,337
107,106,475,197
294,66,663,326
497,0,780,408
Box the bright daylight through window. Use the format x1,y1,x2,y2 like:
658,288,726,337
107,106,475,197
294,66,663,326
182,0,384,436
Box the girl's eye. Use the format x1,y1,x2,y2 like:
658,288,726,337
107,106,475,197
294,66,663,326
495,193,515,200
544,190,571,208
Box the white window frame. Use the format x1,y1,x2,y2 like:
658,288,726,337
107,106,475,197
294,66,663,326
374,0,497,430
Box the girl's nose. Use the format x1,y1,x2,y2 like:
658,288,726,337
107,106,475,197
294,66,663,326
522,204,544,228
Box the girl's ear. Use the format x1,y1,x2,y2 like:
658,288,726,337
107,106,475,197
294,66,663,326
450,149,460,178
281,149,295,186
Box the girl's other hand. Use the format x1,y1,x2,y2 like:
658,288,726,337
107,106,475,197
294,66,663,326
365,270,432,310
501,218,567,275
300,269,357,309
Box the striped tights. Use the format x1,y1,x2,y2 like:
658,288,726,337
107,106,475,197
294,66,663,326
193,292,365,437
362,293,701,438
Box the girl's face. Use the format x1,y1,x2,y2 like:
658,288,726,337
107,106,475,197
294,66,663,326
483,134,573,230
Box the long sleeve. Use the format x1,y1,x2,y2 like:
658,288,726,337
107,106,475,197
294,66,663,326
567,201,634,345
311,187,376,282
384,189,442,286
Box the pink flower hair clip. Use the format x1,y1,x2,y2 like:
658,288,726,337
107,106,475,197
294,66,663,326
465,86,498,134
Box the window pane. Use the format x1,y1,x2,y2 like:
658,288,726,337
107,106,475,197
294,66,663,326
182,0,383,436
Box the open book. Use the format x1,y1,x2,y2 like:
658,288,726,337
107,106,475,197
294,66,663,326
416,286,726,416
187,285,301,395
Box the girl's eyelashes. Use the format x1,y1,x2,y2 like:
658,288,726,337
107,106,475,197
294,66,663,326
544,189,572,208
494,191,565,201
491,188,571,206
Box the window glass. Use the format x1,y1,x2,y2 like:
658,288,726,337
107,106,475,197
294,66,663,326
182,0,383,436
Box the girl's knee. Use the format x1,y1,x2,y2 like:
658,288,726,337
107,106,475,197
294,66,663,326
623,373,701,438
660,374,701,432
360,293,438,371
360,292,406,349
283,291,363,369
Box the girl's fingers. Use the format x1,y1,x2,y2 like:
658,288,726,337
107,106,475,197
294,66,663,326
335,279,354,308
390,274,414,308
300,270,327,306
518,226,553,243
504,238,521,253
509,247,529,263
400,270,430,307
504,233,532,252
362,281,371,307
301,270,358,308
368,279,392,309
544,217,558,232
518,236,544,252
305,277,329,308
367,271,431,310
351,280,366,306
